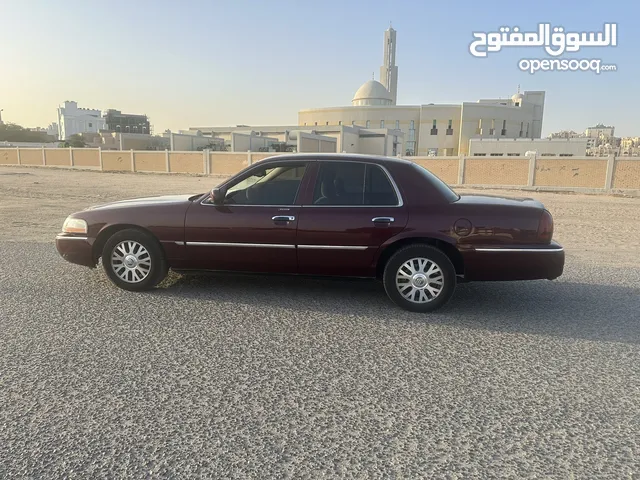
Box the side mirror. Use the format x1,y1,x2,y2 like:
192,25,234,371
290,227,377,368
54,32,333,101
211,186,226,204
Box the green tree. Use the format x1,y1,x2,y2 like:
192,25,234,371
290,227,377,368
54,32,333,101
0,123,52,143
64,134,86,148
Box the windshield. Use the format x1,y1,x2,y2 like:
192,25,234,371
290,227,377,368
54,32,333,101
412,163,460,202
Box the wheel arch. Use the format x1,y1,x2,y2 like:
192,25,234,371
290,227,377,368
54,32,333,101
376,236,465,279
92,224,166,263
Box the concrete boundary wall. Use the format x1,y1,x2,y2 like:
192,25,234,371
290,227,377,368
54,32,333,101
1,148,639,194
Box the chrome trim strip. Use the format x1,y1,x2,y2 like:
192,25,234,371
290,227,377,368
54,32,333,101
297,245,368,251
186,242,295,249
173,241,186,246
372,217,395,223
475,248,564,252
272,215,295,221
201,203,298,208
56,235,88,241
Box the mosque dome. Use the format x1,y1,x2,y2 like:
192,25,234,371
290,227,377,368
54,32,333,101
352,80,393,106
511,92,524,105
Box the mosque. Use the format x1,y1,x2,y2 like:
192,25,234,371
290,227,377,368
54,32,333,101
192,26,547,157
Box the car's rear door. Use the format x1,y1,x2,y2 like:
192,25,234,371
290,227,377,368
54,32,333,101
295,160,408,277
183,161,311,274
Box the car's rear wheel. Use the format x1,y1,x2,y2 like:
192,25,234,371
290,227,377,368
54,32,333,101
102,229,168,291
383,244,456,312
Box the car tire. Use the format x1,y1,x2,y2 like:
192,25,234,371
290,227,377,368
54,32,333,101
383,244,456,313
102,228,168,292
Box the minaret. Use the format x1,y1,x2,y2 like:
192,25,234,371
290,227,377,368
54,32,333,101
379,24,398,105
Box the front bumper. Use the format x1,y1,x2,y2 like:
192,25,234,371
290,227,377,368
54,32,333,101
55,234,97,268
461,241,565,281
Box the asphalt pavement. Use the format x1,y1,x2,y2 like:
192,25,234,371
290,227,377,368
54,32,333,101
1,240,639,479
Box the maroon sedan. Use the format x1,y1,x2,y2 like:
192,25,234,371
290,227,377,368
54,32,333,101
56,153,564,312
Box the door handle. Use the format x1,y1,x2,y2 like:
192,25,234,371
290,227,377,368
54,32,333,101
372,217,395,223
272,215,295,222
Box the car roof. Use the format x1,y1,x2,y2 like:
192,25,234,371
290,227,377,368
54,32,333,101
258,152,415,167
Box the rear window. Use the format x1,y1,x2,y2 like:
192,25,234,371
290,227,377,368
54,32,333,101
412,163,460,202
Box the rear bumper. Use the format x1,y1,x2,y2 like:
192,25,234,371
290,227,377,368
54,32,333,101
55,234,97,268
461,241,565,281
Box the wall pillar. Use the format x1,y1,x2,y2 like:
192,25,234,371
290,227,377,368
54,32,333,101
69,147,73,167
527,153,537,186
457,155,466,185
98,147,102,170
165,149,170,173
203,149,209,175
42,146,46,166
605,154,616,190
131,149,135,172
248,150,253,166
16,147,21,165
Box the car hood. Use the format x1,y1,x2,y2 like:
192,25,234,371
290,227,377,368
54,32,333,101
85,194,201,211
455,194,544,209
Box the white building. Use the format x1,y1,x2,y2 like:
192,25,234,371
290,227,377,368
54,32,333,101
57,101,105,140
187,124,398,156
46,123,58,140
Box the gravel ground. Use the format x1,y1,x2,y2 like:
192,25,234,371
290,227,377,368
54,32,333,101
0,166,639,478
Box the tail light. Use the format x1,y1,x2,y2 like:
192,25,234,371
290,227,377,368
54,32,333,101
537,210,554,243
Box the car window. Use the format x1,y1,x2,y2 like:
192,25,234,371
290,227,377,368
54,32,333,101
313,162,365,205
364,164,398,206
312,162,398,206
225,163,307,205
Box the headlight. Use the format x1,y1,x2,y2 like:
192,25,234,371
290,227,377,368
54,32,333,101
62,217,88,234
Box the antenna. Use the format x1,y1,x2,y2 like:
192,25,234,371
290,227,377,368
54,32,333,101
517,84,521,93
372,72,375,80
390,21,392,29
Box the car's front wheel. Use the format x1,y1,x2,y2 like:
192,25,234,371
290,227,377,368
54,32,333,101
102,228,168,291
383,244,456,313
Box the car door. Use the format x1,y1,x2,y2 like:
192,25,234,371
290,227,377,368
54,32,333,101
183,160,311,274
296,160,408,277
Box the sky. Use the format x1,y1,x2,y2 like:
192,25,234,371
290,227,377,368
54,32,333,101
1,0,638,137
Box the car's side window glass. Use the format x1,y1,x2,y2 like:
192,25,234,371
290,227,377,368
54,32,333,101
224,163,307,205
364,164,398,206
311,162,398,206
312,162,366,205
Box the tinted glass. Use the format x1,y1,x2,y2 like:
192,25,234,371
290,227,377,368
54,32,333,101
225,163,307,205
312,162,398,206
313,162,365,205
364,164,398,205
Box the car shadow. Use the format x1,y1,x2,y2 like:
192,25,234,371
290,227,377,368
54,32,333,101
150,271,640,345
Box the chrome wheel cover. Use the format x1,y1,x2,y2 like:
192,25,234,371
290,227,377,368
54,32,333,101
395,257,444,304
110,240,151,283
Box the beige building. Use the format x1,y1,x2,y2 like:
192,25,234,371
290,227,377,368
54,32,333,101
585,124,615,139
299,88,545,156
469,137,588,157
192,27,546,158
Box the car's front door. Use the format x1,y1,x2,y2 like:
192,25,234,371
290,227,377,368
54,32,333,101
296,161,408,277
183,161,310,274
